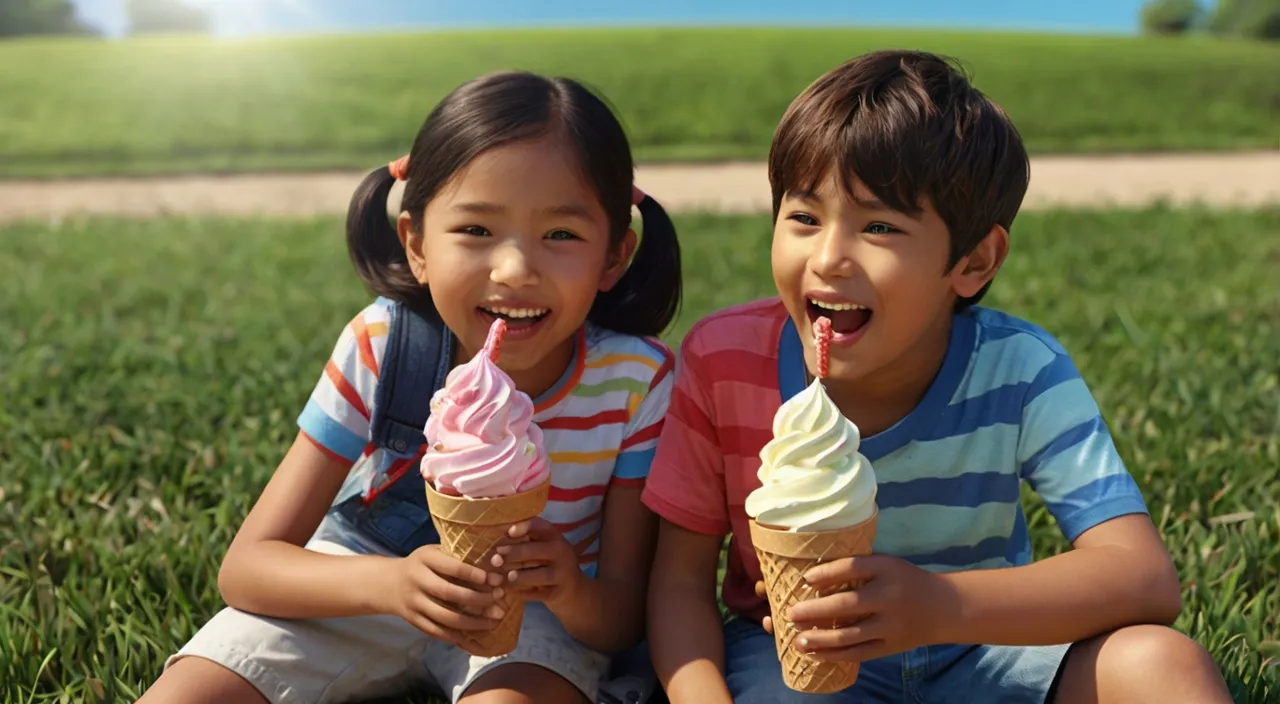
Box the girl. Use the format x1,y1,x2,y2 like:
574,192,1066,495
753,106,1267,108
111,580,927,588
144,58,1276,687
142,71,682,704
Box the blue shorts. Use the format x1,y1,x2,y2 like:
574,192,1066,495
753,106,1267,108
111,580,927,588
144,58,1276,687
723,617,1071,704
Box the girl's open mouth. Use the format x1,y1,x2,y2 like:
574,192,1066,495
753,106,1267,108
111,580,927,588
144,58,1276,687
477,306,550,339
806,298,872,344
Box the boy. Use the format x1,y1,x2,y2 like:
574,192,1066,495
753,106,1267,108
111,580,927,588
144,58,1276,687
641,50,1233,703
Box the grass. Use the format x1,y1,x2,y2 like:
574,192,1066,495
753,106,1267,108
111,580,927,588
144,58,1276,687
1,27,1278,179
1,207,1278,702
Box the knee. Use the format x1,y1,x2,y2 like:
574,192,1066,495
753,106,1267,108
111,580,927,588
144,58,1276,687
459,663,588,704
1099,625,1213,672
1056,626,1231,703
1088,624,1221,687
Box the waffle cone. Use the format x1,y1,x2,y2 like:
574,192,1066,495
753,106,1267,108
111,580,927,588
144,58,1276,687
425,478,551,657
748,509,878,693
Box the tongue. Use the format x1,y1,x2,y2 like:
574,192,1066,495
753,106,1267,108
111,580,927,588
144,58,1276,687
828,308,870,334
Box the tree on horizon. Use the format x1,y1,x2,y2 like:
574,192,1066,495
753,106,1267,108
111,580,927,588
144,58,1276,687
0,0,97,38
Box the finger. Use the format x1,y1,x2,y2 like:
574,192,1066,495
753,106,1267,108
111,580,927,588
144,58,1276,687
415,594,504,630
404,612,465,647
787,590,870,625
503,585,553,603
803,556,874,588
493,541,558,567
417,569,500,611
505,565,558,589
508,517,559,539
762,616,773,635
794,616,882,652
806,640,889,663
421,549,490,586
754,581,766,599
506,520,532,539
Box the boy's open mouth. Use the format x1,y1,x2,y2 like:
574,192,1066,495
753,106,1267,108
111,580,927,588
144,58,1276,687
806,297,872,339
478,305,550,335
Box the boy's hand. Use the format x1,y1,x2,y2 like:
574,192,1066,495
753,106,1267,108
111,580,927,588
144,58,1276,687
390,545,506,646
757,555,952,662
492,517,585,609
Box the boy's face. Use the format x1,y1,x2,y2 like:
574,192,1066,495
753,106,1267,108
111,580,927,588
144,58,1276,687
772,173,1003,386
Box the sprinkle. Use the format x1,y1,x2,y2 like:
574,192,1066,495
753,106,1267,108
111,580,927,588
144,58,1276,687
814,317,832,379
485,318,507,363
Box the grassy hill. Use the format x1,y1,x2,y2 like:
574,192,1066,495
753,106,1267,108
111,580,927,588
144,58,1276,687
2,208,1279,701
0,27,1277,178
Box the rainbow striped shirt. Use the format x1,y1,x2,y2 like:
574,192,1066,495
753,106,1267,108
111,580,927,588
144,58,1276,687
642,298,1149,622
298,298,674,575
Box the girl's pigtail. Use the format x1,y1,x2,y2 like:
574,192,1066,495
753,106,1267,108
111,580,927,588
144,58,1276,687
590,189,682,337
345,163,434,316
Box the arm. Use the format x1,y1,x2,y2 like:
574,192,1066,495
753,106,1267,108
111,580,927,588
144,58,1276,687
648,519,733,704
217,431,399,618
546,484,657,653
931,513,1180,646
219,304,497,630
637,331,737,701
938,349,1179,644
219,431,500,634
796,347,1177,659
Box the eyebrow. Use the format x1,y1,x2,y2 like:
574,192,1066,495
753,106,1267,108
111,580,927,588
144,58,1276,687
787,189,922,222
450,201,595,220
851,194,887,210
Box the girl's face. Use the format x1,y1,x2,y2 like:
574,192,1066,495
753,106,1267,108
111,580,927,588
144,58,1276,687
400,133,635,397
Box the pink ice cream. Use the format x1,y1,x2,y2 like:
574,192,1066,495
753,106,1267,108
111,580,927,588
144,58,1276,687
420,321,551,498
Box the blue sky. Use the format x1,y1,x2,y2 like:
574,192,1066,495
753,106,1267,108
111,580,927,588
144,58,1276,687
72,0,1147,38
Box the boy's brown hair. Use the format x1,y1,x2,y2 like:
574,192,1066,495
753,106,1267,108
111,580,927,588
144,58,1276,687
768,49,1029,307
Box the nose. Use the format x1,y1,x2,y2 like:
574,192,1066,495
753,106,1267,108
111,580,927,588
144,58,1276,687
489,241,540,289
810,224,857,279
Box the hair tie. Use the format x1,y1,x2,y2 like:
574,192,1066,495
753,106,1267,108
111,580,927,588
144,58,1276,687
632,185,647,206
389,155,410,181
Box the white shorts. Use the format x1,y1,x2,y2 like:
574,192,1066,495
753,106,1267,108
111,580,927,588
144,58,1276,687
166,540,610,704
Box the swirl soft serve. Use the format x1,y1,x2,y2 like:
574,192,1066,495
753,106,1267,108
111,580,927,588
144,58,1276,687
744,377,877,532
420,329,550,498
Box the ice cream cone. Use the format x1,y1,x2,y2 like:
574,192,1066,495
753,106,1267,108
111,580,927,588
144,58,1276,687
748,509,878,693
425,478,551,657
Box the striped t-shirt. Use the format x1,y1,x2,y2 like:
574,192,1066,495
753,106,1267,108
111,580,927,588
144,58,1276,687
299,298,675,575
641,298,1149,622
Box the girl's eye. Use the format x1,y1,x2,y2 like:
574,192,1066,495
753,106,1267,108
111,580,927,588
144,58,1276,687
460,225,491,237
865,222,898,235
788,213,819,227
545,229,579,241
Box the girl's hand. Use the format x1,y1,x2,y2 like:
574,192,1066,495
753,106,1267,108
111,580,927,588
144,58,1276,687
492,518,585,609
390,545,507,646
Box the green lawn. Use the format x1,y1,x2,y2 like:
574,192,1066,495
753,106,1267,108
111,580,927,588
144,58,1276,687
1,27,1278,178
1,208,1278,702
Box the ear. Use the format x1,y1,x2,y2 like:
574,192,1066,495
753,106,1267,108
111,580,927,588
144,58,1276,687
397,211,430,285
599,228,638,292
949,224,1009,299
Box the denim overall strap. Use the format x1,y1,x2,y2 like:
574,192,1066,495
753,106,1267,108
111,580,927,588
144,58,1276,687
333,298,455,557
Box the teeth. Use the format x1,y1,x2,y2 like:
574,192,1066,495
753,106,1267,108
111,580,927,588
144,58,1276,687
484,306,548,319
809,298,866,312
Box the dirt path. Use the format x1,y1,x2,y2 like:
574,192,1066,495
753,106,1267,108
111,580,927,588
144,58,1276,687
1,151,1277,223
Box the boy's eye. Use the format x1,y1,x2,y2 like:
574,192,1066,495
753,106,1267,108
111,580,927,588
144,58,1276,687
788,213,819,227
545,229,579,241
865,222,898,235
460,225,491,237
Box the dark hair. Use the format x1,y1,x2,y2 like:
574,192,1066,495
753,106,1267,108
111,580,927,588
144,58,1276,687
768,49,1029,308
346,71,681,337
